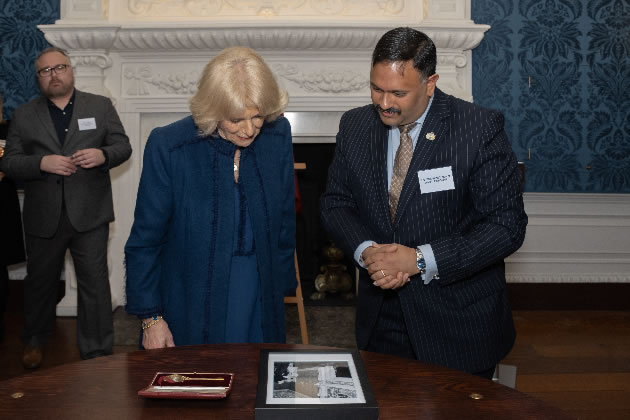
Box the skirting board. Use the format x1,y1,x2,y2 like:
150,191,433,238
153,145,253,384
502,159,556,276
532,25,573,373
506,193,630,283
508,283,630,310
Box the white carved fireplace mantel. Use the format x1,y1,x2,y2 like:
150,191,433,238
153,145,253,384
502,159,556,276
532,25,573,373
32,0,629,316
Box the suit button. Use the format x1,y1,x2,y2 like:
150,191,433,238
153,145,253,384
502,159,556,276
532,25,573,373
57,180,61,184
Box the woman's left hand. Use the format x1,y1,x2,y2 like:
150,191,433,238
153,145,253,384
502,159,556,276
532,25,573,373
142,319,175,349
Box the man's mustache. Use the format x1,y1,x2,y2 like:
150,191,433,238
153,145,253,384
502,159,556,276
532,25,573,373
375,104,401,115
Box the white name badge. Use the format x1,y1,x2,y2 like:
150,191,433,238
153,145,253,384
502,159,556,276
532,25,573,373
418,166,455,194
78,117,97,131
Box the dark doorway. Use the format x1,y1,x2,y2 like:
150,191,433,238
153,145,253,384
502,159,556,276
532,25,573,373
293,143,355,306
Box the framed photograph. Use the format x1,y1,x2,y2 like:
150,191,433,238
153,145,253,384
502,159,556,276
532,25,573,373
255,349,378,420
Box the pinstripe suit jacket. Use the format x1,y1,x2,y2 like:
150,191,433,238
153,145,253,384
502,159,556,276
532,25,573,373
321,88,527,373
1,90,131,238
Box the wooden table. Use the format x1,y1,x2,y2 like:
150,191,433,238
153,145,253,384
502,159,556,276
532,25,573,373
0,344,573,419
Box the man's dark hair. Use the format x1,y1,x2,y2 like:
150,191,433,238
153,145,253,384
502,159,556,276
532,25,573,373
372,27,437,80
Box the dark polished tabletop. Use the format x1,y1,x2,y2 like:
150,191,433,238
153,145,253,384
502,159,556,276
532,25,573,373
0,343,573,419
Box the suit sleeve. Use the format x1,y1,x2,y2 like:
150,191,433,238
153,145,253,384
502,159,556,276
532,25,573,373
100,98,131,169
431,111,527,284
320,113,378,260
124,128,172,317
0,108,47,180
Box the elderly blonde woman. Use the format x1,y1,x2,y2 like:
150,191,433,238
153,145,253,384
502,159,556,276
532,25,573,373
125,47,296,348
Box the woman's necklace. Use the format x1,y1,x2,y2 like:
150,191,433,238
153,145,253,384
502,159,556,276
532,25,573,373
233,149,241,183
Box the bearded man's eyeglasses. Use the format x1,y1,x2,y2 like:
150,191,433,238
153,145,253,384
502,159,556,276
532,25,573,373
37,64,71,77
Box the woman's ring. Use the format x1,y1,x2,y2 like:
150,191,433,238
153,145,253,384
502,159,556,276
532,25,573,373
380,269,386,278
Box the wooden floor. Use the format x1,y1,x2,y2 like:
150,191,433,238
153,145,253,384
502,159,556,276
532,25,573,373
1,297,629,419
502,311,630,420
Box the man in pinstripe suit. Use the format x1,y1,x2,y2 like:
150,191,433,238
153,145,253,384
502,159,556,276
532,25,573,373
321,28,527,378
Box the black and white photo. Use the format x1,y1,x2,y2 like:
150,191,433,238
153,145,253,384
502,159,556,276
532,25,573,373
265,352,367,405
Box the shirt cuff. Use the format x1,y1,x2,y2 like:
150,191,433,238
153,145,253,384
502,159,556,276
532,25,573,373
354,241,374,268
419,244,439,285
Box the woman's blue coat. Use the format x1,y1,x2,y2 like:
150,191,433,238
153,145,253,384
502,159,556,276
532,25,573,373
125,116,296,345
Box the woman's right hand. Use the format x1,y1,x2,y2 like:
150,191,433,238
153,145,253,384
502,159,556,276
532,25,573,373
142,319,175,349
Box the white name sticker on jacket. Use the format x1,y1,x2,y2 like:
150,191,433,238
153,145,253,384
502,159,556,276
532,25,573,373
418,166,455,194
78,117,97,131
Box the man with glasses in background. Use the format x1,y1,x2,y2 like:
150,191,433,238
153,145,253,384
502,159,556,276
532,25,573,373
0,47,131,369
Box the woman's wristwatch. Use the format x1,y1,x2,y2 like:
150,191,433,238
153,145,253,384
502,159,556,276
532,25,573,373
415,246,427,275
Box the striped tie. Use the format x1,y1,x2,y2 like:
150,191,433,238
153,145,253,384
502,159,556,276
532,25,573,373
389,122,416,221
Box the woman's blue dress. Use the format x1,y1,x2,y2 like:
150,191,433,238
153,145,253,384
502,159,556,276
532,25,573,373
225,179,263,342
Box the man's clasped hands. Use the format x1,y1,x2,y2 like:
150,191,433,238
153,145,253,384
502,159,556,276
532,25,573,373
362,243,421,290
39,148,106,176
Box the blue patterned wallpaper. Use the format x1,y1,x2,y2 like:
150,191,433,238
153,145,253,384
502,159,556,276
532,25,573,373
472,0,630,193
0,0,58,120
1,0,627,192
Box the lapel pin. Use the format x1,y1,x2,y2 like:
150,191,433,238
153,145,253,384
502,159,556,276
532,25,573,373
426,132,436,141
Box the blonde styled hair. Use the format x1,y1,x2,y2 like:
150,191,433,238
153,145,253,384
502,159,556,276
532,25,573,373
190,47,288,136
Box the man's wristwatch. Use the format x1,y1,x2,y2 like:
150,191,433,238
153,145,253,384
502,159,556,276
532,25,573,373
415,246,427,275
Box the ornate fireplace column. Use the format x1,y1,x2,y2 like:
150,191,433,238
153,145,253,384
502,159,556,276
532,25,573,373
40,0,489,315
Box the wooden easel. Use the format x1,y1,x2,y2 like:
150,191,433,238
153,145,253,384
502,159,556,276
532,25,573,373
284,162,308,344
